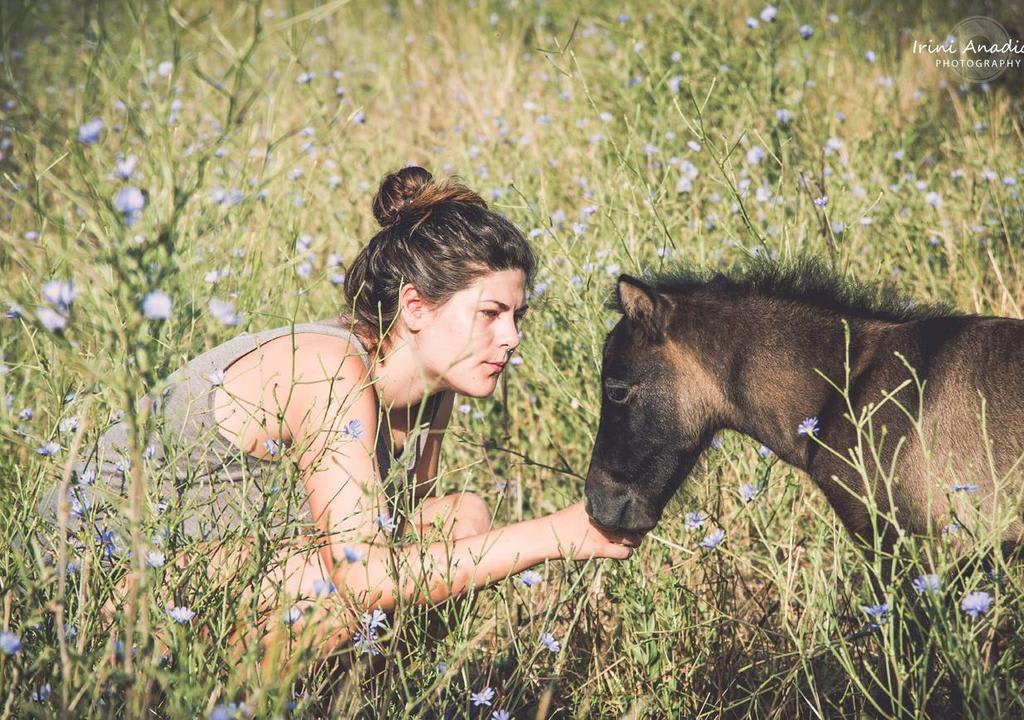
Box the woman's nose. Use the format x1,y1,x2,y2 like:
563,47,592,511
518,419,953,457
504,321,522,351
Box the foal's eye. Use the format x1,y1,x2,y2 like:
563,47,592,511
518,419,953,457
605,382,631,404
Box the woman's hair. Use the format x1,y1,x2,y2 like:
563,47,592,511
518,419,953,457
342,166,537,353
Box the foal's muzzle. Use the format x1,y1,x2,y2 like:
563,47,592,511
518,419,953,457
584,493,657,536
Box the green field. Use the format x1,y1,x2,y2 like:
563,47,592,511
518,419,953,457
2,1,1024,717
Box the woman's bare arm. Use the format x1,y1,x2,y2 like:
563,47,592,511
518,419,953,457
330,500,631,613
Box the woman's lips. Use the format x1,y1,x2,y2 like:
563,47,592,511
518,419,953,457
487,362,506,373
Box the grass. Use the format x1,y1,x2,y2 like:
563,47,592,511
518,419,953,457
1,0,1023,717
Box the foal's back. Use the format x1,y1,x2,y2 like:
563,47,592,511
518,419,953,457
868,314,1024,542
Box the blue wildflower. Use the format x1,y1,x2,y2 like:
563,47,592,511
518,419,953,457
740,482,763,503
97,529,117,558
492,711,511,720
760,5,777,22
31,682,52,702
539,631,560,653
684,511,706,530
114,154,138,180
142,291,172,320
209,703,243,720
262,439,281,457
146,550,165,569
700,528,725,548
167,606,195,623
208,298,241,326
912,574,942,595
961,591,992,619
352,609,386,655
282,606,302,626
799,24,813,39
36,440,61,456
470,687,496,707
797,417,820,437
376,512,397,533
36,307,67,332
343,546,363,563
69,490,91,520
114,186,146,226
0,631,21,655
312,579,336,597
519,570,542,587
352,629,379,655
341,419,364,440
42,279,76,314
364,608,387,632
78,118,103,144
860,602,890,626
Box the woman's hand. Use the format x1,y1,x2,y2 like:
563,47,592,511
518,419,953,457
546,500,646,561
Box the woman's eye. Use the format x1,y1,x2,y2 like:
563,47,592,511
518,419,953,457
605,384,631,403
482,310,500,319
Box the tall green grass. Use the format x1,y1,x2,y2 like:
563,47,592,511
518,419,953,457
1,0,1023,717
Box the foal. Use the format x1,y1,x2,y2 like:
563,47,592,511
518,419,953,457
584,258,1024,576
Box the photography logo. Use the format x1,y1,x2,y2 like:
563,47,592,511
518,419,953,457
913,16,1022,82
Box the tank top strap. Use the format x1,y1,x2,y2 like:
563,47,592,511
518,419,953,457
244,318,371,364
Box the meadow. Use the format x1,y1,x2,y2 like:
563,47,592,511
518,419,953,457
1,0,1024,717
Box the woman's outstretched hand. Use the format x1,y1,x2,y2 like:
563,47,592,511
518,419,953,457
546,500,646,561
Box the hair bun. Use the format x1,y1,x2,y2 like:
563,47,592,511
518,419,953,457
372,166,433,227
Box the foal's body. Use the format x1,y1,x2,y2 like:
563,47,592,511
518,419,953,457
585,262,1024,562
719,301,1024,548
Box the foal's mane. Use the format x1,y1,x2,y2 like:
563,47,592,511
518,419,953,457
612,254,960,322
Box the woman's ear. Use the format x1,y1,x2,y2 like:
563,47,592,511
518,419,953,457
398,282,431,332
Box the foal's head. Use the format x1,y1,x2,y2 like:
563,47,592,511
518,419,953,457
584,275,724,535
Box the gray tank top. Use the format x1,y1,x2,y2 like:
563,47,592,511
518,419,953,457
51,318,447,539
147,317,445,486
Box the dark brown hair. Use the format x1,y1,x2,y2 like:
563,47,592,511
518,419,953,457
343,166,537,353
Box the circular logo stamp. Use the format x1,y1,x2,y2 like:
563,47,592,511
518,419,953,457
948,16,1012,82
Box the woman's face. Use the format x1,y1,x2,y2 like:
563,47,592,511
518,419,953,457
416,269,528,398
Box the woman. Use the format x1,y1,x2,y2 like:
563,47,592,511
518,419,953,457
46,166,642,666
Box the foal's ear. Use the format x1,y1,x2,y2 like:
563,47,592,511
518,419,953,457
616,274,664,338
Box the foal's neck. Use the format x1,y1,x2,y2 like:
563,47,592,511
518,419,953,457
700,295,878,470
